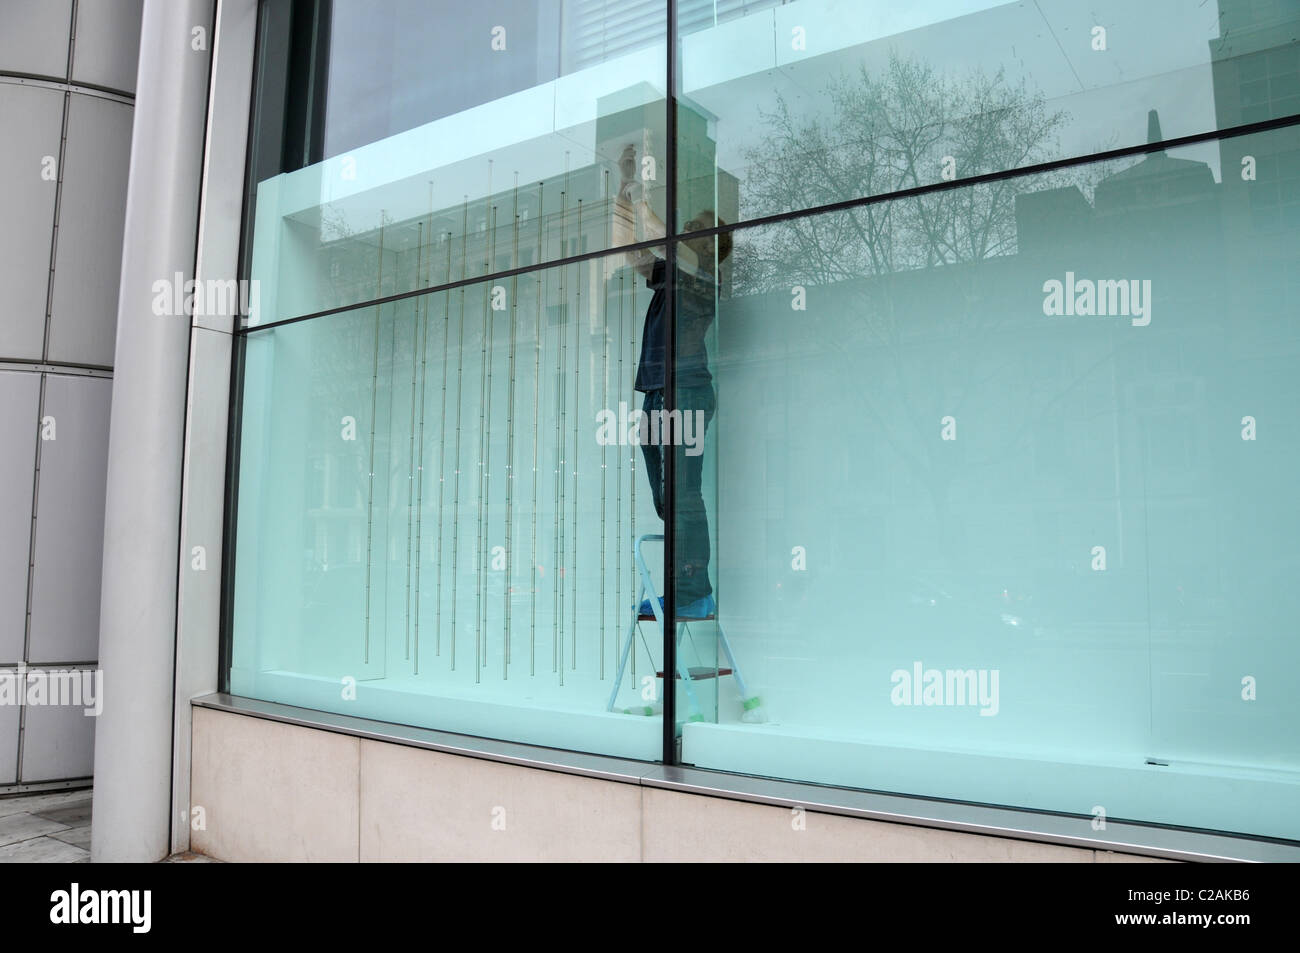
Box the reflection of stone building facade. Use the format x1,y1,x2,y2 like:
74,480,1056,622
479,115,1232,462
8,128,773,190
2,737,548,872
303,103,739,613
719,102,1278,632
313,95,739,316
1031,112,1223,628
1207,0,1300,635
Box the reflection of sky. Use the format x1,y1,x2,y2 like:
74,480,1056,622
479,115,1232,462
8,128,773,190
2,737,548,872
687,0,1227,181
306,0,1235,221
323,0,563,159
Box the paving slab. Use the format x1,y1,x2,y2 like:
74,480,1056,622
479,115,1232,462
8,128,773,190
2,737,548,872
49,826,92,850
33,798,91,826
0,812,70,847
0,836,88,863
0,790,92,818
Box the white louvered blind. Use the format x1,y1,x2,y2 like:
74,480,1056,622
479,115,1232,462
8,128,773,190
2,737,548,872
562,0,787,71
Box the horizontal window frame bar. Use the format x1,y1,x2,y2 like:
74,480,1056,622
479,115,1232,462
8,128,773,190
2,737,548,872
237,110,1300,337
192,692,1300,862
0,360,112,377
0,660,100,670
0,779,93,797
0,72,135,104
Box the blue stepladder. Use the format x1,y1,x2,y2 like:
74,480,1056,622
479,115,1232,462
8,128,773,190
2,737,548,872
606,534,766,724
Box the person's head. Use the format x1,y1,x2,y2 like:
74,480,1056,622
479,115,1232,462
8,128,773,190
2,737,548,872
683,209,732,270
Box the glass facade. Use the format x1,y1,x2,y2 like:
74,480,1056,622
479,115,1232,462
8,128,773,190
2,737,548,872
232,248,670,759
227,0,1300,842
243,0,668,325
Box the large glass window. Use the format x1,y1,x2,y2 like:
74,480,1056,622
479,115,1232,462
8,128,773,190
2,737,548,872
678,125,1300,842
232,243,675,758
244,0,668,325
227,0,1300,843
677,0,1300,232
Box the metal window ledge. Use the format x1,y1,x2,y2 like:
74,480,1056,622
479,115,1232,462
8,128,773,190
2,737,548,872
191,692,1299,863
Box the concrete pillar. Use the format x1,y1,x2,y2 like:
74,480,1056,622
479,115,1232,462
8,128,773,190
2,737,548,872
92,0,214,864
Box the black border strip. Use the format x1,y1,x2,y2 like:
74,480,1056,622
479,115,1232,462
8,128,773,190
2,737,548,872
661,0,679,765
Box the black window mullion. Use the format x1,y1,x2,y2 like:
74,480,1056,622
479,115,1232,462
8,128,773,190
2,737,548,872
661,0,679,766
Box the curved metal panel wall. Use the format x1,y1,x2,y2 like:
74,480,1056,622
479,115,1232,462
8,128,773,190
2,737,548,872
0,0,141,791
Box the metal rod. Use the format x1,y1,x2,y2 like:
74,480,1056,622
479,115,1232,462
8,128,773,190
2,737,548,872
615,266,624,682
405,223,422,661
505,173,520,678
572,196,582,671
600,171,611,679
475,200,494,683
530,182,543,677
450,198,469,671
413,185,435,675
435,228,452,657
363,219,385,666
484,202,499,674
628,264,636,685
476,163,496,680
556,157,569,687
552,181,563,679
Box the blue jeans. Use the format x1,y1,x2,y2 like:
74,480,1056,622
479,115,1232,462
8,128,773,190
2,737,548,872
640,385,716,606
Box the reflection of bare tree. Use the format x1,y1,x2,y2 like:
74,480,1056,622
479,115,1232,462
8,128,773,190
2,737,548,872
318,204,396,312
731,53,1111,561
737,53,1068,284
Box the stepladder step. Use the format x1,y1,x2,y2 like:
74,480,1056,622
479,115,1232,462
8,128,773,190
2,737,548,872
638,612,716,622
654,666,734,681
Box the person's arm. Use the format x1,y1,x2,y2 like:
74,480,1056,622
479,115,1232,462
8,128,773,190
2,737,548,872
617,144,701,279
624,198,663,279
626,198,703,279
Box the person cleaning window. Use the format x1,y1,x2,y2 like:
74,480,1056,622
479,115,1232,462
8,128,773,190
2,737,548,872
618,145,731,621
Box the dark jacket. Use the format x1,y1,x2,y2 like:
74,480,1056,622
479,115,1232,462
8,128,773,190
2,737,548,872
634,259,716,392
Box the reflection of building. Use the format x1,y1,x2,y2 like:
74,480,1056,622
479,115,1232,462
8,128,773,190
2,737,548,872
301,99,740,590
1212,0,1300,302
1211,0,1300,128
728,105,1229,615
313,99,739,317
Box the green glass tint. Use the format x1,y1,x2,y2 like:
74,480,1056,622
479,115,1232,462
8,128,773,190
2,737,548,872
228,0,1300,843
675,0,1300,231
230,246,670,757
246,0,667,325
681,125,1300,840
